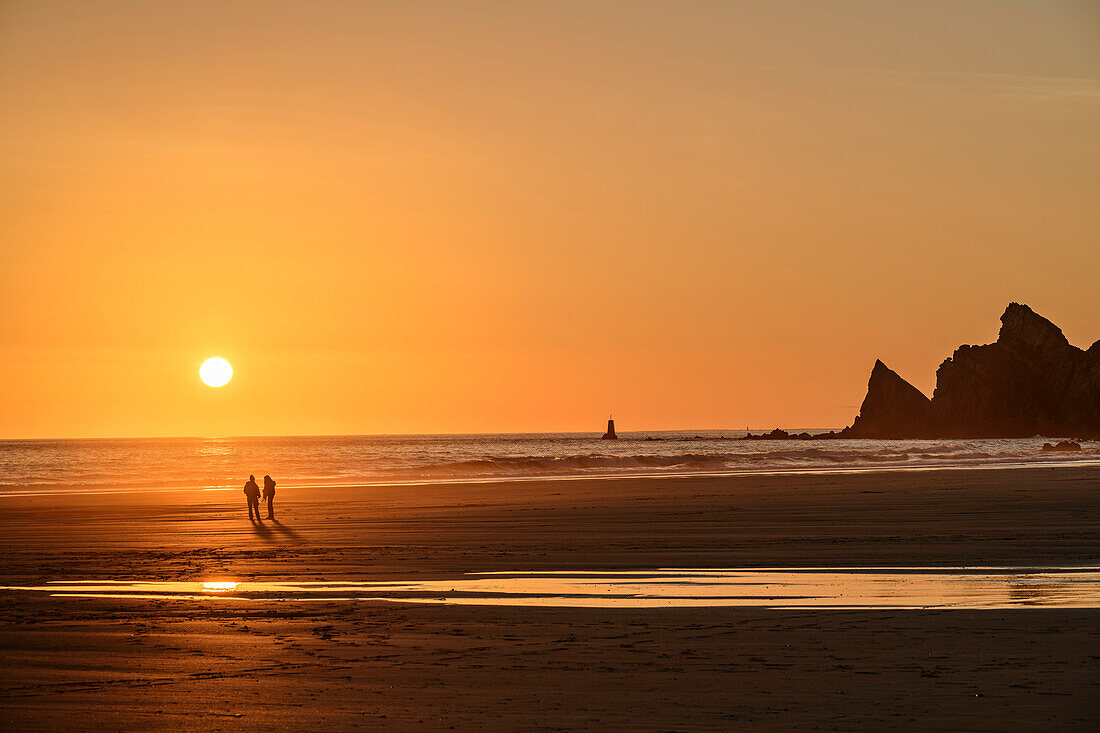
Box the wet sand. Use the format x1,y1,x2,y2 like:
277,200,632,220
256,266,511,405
1,466,1099,729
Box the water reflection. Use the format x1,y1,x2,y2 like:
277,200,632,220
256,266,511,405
3,568,1099,609
1007,581,1080,606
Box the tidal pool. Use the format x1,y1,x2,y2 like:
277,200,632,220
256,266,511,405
4,568,1100,609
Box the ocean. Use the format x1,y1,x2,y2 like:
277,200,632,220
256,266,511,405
1,432,1097,497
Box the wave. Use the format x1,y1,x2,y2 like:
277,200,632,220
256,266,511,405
409,453,733,477
388,445,1092,479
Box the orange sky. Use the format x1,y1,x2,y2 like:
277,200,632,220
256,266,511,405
2,1,1098,438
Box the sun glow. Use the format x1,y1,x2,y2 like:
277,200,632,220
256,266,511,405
199,358,233,388
201,581,239,592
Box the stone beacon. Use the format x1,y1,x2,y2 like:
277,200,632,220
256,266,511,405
602,416,618,440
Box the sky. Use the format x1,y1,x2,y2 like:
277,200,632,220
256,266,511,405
1,0,1098,438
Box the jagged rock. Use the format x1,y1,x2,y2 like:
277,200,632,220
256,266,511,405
740,428,789,440
841,303,1100,438
740,428,836,440
1042,441,1082,452
840,360,934,439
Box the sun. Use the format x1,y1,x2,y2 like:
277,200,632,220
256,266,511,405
199,357,233,387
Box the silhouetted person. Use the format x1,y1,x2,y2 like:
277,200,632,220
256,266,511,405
262,475,276,519
244,475,261,520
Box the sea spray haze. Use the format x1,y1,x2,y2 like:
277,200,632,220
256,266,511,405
1,433,1098,495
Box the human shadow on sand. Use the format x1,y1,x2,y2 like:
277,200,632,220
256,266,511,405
249,517,275,541
269,520,304,543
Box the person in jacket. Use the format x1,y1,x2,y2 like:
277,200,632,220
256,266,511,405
244,475,261,520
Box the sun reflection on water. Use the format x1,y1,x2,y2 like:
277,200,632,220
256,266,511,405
3,569,1099,608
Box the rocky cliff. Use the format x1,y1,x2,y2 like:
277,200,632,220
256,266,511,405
842,303,1100,438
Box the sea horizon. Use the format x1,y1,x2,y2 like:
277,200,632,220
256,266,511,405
0,427,844,443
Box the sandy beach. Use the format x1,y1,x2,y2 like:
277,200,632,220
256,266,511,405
1,466,1098,730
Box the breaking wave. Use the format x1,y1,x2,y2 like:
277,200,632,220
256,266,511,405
394,443,1094,479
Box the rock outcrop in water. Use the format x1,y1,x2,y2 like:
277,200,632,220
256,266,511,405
842,303,1100,438
1042,440,1082,452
